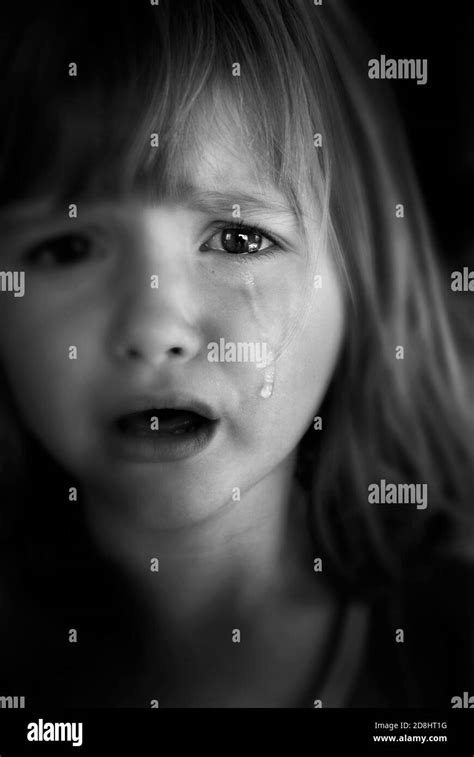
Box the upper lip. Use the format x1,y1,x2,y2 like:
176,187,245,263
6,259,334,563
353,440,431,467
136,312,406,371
112,393,220,422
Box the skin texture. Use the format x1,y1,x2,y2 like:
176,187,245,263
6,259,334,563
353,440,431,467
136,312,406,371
0,137,346,705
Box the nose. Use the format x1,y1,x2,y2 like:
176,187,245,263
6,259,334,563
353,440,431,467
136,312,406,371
109,266,203,369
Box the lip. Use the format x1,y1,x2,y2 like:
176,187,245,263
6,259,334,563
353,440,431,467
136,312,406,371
112,393,220,422
105,392,220,463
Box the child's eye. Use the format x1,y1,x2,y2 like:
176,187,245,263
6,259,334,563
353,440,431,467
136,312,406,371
23,233,96,268
200,223,279,256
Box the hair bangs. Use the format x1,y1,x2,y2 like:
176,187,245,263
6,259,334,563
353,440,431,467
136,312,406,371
0,0,327,237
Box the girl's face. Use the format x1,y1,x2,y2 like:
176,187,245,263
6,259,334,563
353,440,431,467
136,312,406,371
0,133,345,528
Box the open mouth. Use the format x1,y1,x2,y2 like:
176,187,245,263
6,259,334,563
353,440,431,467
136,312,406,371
107,396,220,462
115,408,214,437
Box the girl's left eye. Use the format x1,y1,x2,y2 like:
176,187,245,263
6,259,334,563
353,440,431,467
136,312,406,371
200,223,279,256
22,233,96,268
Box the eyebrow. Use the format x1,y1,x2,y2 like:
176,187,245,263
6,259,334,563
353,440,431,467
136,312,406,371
0,186,299,236
0,199,63,237
174,186,299,224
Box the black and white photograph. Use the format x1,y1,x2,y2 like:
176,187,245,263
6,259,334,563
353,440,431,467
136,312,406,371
0,0,473,752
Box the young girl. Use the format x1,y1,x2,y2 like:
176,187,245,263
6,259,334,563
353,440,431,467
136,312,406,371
0,0,472,709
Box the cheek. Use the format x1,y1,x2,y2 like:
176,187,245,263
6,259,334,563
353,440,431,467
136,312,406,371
266,260,345,436
1,307,70,395
0,305,98,453
202,252,310,356
0,289,107,384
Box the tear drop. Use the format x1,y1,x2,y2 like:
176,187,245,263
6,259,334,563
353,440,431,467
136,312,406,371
260,346,275,399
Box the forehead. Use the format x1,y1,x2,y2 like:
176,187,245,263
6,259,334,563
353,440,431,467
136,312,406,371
163,83,293,194
170,135,297,219
167,96,279,194
0,131,297,230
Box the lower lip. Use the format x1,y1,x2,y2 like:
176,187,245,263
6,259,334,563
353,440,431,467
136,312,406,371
106,419,220,463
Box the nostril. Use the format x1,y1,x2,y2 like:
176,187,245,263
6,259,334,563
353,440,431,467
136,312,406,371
168,346,185,356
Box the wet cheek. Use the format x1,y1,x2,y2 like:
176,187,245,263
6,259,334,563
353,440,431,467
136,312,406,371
205,259,307,405
273,276,345,430
206,266,321,456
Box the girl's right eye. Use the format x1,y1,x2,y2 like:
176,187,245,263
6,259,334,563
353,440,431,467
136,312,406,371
23,233,95,268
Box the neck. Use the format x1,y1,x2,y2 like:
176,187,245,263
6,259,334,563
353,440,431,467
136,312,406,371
83,455,318,634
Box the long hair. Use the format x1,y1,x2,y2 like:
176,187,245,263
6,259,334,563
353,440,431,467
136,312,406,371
0,0,472,626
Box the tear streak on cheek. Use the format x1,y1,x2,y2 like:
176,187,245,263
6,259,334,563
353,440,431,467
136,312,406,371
238,264,276,400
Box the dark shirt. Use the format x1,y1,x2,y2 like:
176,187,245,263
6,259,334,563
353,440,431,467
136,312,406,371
346,556,474,708
0,556,472,708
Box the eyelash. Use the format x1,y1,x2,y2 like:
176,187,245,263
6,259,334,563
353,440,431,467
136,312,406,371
207,219,283,261
21,220,283,269
22,230,101,269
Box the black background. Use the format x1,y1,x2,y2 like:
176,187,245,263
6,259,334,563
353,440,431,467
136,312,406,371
348,1,473,267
